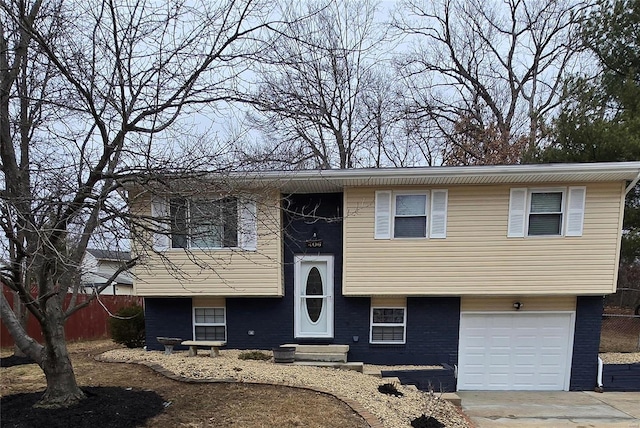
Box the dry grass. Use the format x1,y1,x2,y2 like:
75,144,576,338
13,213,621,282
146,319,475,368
1,340,368,428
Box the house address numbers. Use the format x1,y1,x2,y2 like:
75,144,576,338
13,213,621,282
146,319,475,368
305,239,323,248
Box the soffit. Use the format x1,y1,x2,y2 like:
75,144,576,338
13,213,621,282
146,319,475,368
235,162,640,193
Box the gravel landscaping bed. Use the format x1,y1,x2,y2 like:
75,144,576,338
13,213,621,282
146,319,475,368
100,348,470,428
600,352,640,364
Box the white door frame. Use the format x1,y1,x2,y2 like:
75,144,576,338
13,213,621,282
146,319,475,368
294,254,334,338
457,311,576,391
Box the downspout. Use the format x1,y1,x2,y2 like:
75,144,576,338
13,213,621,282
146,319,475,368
625,171,640,195
596,356,604,392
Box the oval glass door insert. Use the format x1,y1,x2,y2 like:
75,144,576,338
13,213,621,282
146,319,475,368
305,267,323,322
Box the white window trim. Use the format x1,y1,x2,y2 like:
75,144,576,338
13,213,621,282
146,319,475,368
392,190,430,239
192,307,227,341
525,187,566,237
370,306,407,344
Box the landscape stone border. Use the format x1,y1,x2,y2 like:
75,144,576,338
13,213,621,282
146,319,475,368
96,354,384,428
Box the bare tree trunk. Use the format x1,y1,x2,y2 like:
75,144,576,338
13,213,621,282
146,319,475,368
37,295,85,408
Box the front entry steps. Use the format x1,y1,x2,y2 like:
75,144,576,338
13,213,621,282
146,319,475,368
281,344,349,363
280,344,361,371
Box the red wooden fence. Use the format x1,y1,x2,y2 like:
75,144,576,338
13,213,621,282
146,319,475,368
1,287,142,347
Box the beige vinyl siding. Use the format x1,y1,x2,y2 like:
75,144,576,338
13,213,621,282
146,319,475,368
461,296,576,312
343,182,624,296
133,190,282,297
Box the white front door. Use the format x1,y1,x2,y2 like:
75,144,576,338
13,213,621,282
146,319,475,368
457,312,575,391
294,255,334,338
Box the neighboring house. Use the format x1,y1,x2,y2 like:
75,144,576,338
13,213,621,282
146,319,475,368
81,249,133,295
129,162,640,392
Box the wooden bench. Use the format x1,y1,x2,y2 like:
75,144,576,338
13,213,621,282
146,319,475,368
181,340,226,357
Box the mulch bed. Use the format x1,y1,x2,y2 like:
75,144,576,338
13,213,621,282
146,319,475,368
0,386,165,428
0,355,35,368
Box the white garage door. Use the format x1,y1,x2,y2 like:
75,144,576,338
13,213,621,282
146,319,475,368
457,313,574,391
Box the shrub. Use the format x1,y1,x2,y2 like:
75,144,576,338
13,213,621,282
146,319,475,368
109,304,145,348
378,382,403,397
238,351,271,361
410,415,444,428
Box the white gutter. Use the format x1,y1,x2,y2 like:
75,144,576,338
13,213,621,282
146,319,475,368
246,161,640,181
625,171,640,194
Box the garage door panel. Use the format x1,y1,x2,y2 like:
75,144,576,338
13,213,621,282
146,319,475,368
458,313,574,391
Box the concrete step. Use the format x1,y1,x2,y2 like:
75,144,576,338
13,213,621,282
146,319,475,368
363,367,382,377
380,376,401,384
295,352,347,363
442,392,461,407
280,344,349,363
293,361,363,372
281,344,349,354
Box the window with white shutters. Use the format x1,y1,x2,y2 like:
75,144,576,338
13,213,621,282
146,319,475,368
508,187,585,237
374,190,448,239
152,196,257,250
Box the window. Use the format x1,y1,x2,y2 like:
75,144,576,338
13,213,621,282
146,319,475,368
375,190,448,239
193,307,226,341
508,187,586,238
528,191,563,236
170,197,238,248
370,307,406,344
394,194,427,238
151,196,256,252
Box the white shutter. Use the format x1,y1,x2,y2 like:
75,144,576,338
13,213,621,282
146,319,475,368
565,186,586,237
508,188,527,238
151,197,170,251
374,191,392,239
239,199,257,251
430,189,448,238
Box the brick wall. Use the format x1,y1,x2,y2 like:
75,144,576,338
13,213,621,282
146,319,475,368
570,295,604,390
144,297,192,351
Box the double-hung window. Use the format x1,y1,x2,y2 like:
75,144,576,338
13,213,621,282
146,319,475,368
169,197,238,249
193,307,226,341
375,190,448,239
528,191,563,236
508,187,586,237
151,195,257,251
370,307,406,344
394,194,428,238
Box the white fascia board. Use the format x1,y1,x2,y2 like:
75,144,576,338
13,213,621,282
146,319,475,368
239,162,640,191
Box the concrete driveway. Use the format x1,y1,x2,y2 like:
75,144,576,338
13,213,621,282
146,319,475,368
458,391,640,427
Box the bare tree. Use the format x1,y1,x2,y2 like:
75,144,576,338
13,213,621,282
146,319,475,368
395,0,588,165
0,0,277,408
245,0,405,169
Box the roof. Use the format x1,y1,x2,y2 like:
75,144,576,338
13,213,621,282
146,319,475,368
87,272,133,286
86,249,131,261
236,162,640,193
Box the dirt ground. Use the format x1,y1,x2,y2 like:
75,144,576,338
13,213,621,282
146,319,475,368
0,340,369,428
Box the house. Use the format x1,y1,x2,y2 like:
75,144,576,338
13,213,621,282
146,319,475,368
81,249,133,295
129,161,640,391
